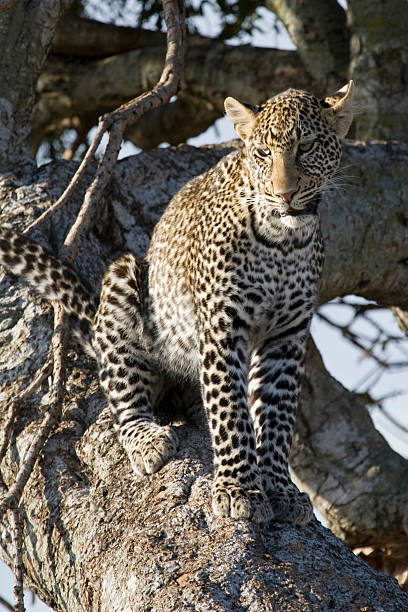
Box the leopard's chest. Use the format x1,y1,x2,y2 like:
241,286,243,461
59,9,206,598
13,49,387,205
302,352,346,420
230,241,319,333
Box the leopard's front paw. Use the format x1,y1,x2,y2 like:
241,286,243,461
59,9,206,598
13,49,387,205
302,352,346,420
212,478,272,522
125,423,179,476
266,486,314,525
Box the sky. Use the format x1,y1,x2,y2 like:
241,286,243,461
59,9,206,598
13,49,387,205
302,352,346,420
1,2,407,610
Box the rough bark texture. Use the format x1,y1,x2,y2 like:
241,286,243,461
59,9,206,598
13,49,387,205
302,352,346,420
1,141,408,608
265,0,350,89
295,340,408,588
347,0,408,141
0,0,72,173
319,141,408,308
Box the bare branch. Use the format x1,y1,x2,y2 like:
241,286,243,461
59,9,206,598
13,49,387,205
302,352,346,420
24,120,110,235
11,507,25,612
0,595,14,611
34,41,318,150
125,94,220,149
51,14,166,57
316,308,408,371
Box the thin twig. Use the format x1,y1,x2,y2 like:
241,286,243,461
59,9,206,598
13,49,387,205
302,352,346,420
0,595,14,611
60,122,124,262
316,310,408,369
23,120,108,236
11,506,25,612
0,306,68,517
377,404,408,435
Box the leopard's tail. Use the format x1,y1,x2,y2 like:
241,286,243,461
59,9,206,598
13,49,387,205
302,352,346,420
0,226,97,354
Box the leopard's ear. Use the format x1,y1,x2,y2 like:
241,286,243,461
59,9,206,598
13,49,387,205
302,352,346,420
321,80,354,138
224,97,258,142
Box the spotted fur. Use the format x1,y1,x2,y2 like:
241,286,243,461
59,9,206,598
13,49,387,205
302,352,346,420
0,83,354,523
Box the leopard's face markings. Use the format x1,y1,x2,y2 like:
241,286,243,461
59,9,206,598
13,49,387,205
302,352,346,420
225,84,354,229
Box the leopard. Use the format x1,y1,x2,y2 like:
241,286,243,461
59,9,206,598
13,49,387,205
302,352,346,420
0,81,354,523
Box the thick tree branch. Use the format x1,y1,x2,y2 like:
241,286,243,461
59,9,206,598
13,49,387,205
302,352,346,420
125,94,220,149
292,338,408,587
51,14,167,57
265,0,349,89
319,141,408,309
34,38,319,149
0,141,408,606
347,0,408,140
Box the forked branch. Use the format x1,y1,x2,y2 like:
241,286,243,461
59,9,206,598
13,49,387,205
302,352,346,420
25,0,186,262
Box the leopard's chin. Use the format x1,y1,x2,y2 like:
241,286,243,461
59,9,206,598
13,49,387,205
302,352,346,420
280,213,315,230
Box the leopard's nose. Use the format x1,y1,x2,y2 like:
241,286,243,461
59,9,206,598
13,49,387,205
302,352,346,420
276,189,297,203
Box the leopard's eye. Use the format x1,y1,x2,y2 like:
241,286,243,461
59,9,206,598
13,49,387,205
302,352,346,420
255,147,272,159
298,141,315,153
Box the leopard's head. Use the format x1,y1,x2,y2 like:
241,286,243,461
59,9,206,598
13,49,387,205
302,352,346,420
224,82,354,227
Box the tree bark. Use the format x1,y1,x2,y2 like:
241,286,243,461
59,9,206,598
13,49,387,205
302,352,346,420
264,0,408,141
28,1,408,150
265,0,350,89
319,141,408,309
294,339,408,588
0,0,72,173
51,14,167,57
347,0,408,141
1,141,408,607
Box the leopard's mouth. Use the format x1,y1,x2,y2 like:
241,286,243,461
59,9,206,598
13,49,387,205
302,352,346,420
279,199,319,218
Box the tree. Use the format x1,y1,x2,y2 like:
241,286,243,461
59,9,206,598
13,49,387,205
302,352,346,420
0,0,407,610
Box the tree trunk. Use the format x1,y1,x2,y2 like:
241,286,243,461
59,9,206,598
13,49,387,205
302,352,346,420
265,0,349,89
1,141,408,608
0,0,72,173
347,0,408,141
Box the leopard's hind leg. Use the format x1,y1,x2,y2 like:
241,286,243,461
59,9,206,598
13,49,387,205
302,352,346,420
93,254,178,475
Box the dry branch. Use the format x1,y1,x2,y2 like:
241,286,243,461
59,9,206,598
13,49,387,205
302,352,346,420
0,595,14,611
11,506,24,612
35,34,319,150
